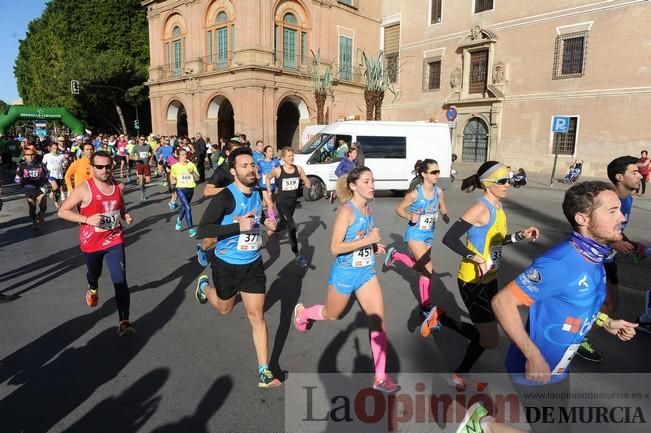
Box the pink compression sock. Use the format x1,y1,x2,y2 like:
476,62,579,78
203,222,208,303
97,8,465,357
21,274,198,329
370,331,388,380
393,251,415,267
300,304,325,322
418,276,431,307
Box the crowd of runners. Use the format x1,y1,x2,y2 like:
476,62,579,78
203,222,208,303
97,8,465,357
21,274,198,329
3,130,651,433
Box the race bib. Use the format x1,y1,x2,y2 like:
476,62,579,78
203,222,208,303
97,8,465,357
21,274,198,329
178,173,193,187
237,228,262,251
95,211,121,232
418,213,438,230
552,343,580,375
352,246,374,267
139,151,149,159
282,177,299,191
27,169,40,178
487,246,503,270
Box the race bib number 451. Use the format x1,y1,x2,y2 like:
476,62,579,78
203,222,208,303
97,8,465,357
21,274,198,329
352,246,374,267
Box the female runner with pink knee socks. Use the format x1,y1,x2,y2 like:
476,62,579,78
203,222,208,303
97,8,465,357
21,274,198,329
293,166,400,393
384,159,449,332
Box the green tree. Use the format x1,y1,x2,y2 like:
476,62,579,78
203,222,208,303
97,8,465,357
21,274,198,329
0,99,8,114
14,0,150,134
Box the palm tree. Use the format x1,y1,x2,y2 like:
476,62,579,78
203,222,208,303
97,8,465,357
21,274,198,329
309,50,333,125
359,50,396,120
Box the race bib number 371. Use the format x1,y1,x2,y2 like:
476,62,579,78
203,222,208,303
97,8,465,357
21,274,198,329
237,228,262,251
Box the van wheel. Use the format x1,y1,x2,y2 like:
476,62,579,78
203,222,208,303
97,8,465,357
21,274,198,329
305,177,324,201
390,189,407,197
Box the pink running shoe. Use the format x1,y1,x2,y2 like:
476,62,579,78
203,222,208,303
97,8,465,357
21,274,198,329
373,375,401,394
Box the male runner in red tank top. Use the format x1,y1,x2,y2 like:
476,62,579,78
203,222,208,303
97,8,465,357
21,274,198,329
58,150,136,336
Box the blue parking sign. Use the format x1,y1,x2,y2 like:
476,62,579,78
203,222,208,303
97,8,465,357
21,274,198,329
552,116,570,133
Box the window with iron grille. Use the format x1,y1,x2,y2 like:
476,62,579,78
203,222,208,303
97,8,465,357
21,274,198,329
422,59,441,91
431,0,442,24
553,32,587,79
552,117,578,155
474,0,494,13
469,49,488,94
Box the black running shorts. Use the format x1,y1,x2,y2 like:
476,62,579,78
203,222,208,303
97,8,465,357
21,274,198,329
458,278,498,324
210,255,266,300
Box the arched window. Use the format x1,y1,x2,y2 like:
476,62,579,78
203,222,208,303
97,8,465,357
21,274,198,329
207,10,233,70
275,11,307,69
165,24,185,78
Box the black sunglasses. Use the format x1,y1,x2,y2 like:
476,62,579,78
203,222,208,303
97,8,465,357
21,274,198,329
427,170,441,175
93,164,113,170
486,177,510,185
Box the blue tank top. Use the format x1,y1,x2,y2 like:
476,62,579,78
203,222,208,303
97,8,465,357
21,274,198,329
405,185,439,238
215,183,263,265
334,201,376,269
257,159,280,190
506,240,607,384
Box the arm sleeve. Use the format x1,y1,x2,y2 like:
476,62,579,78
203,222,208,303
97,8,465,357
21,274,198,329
196,189,240,239
442,218,476,258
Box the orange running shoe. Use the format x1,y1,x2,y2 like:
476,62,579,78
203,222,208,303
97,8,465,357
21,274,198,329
85,288,99,308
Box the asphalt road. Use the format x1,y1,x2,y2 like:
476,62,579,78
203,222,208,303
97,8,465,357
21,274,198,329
1,173,650,432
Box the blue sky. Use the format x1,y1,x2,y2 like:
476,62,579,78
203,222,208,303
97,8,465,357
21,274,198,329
0,0,49,104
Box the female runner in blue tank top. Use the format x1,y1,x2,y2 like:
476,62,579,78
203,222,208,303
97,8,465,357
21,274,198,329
293,167,400,394
384,159,449,317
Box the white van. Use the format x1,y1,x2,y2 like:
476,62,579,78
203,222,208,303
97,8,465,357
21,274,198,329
293,121,452,200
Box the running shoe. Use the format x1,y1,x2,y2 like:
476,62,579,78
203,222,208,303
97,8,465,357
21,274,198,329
197,244,209,267
455,402,489,433
86,288,99,308
329,192,336,204
195,275,209,304
168,201,177,210
188,228,198,238
576,337,602,363
451,373,489,392
258,366,282,388
420,306,441,337
372,376,401,394
175,218,183,231
126,175,131,183
419,303,433,317
118,320,136,336
383,247,396,269
293,303,311,333
295,255,309,268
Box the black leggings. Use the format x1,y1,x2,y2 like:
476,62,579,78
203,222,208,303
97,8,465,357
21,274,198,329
276,197,298,255
84,243,130,321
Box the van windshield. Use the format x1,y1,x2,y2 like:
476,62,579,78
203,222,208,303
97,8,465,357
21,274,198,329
298,133,327,154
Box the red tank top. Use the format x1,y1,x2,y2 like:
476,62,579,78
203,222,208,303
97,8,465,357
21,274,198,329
79,178,124,253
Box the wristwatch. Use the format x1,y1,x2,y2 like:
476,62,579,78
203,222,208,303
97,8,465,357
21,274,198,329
465,253,475,261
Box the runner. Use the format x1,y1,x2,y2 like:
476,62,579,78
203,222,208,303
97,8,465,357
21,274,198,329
194,147,281,388
265,146,312,267
575,156,642,362
170,148,199,237
130,136,152,201
252,140,265,163
42,141,67,209
384,159,450,315
256,144,280,204
492,181,637,433
15,149,48,228
116,135,130,181
424,161,539,389
64,143,94,192
293,167,400,393
202,139,241,198
58,150,135,336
